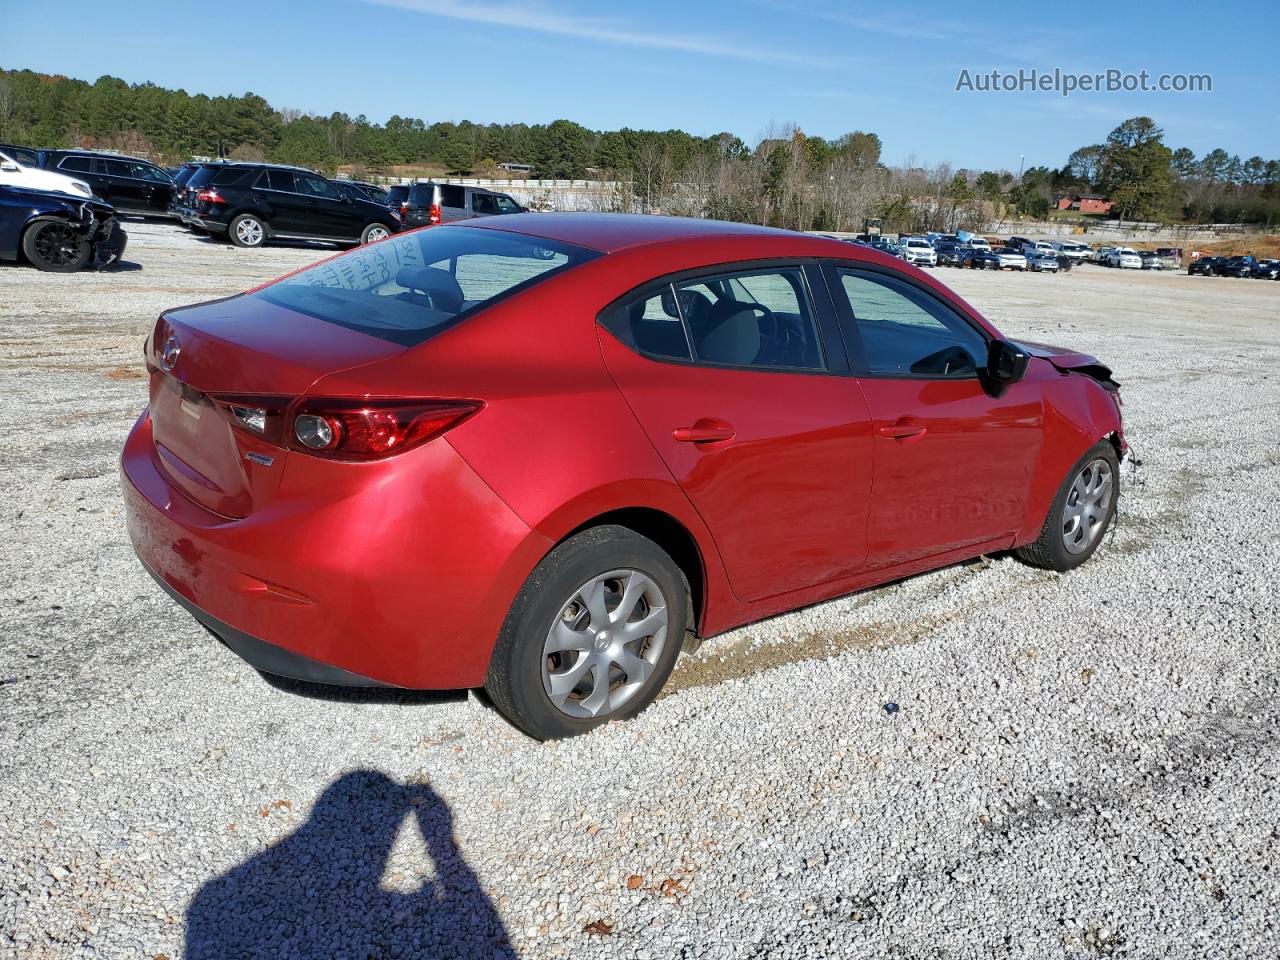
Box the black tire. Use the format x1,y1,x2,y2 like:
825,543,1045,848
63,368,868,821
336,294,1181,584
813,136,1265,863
360,222,393,245
21,219,91,272
228,213,267,248
1015,440,1120,572
485,525,689,740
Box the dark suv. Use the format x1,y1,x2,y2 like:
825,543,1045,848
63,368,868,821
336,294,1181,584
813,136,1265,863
398,181,525,228
187,163,401,248
170,161,227,224
39,150,175,216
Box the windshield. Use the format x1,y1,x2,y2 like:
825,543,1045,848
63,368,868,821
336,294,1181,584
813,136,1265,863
255,226,599,346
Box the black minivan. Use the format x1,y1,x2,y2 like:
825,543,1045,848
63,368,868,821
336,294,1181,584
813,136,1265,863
39,150,175,216
187,162,401,248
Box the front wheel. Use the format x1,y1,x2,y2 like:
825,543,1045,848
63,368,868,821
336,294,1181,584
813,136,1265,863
22,219,91,272
1015,441,1119,571
485,525,689,739
229,213,267,248
360,222,392,245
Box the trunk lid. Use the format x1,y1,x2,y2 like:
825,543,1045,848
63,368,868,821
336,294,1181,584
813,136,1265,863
146,293,407,518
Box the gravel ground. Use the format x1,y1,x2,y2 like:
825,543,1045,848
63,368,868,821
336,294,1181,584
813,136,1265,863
2,222,1278,959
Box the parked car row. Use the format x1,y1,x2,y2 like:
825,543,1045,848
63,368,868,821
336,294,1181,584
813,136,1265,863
1187,254,1279,279
0,142,534,267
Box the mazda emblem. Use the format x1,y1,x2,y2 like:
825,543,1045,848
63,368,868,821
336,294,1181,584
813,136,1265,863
160,336,181,372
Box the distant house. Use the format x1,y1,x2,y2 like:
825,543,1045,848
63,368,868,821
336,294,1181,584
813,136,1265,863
1055,194,1114,215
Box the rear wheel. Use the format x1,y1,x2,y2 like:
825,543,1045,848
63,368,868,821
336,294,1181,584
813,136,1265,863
22,219,91,272
229,213,266,248
485,525,689,740
360,222,391,245
1015,441,1119,571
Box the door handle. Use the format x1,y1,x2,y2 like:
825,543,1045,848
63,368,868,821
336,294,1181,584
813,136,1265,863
878,419,927,440
672,420,736,444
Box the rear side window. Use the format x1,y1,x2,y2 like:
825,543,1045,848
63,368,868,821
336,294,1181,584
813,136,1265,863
258,169,297,192
441,185,465,208
677,268,824,370
601,286,693,362
471,193,498,215
838,270,987,378
255,226,598,346
102,159,132,177
605,267,825,371
212,167,257,187
58,156,92,172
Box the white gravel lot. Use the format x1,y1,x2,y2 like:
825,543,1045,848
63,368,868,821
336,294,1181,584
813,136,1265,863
2,221,1278,959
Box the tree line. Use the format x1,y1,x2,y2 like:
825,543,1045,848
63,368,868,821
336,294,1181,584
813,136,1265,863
2,68,1277,230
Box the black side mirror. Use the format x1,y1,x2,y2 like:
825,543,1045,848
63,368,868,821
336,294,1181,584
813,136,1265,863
987,339,1029,383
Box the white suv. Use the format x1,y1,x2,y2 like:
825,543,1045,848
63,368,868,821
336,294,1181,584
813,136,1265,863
900,237,937,267
0,150,94,199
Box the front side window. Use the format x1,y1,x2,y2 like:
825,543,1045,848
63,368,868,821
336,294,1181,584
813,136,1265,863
298,174,340,199
494,195,522,214
675,268,824,370
254,226,597,346
838,270,987,378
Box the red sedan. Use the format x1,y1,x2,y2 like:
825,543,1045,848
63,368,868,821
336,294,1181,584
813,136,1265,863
122,214,1125,739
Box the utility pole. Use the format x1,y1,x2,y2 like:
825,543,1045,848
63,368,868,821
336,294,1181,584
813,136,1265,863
1018,154,1025,180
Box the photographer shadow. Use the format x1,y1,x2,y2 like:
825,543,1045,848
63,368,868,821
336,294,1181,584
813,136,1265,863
186,769,516,958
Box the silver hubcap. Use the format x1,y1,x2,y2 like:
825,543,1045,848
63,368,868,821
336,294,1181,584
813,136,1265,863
236,219,263,245
1062,458,1114,554
366,226,388,242
541,569,669,719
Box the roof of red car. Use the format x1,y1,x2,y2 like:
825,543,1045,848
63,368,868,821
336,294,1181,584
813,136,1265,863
457,212,799,253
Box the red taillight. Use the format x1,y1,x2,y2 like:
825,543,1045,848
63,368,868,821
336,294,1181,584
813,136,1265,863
400,201,410,221
197,189,225,204
428,203,441,225
290,399,482,460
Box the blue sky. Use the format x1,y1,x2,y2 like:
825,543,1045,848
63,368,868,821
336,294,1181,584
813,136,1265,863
2,0,1276,171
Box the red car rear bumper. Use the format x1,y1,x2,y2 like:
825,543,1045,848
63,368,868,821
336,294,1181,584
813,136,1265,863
121,410,550,689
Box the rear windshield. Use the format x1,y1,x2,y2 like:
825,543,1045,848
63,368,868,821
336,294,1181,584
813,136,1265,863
407,183,436,206
187,165,225,189
386,185,408,204
254,226,600,346
211,166,259,187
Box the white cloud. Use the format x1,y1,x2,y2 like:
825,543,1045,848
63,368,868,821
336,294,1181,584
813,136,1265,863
365,0,854,67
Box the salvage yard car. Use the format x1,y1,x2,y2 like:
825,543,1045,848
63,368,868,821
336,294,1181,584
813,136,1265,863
398,181,526,229
1107,248,1143,269
993,247,1028,271
0,148,95,199
0,183,127,271
899,236,937,266
185,162,401,248
122,213,1126,740
1027,252,1059,272
39,149,176,217
1188,255,1223,276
